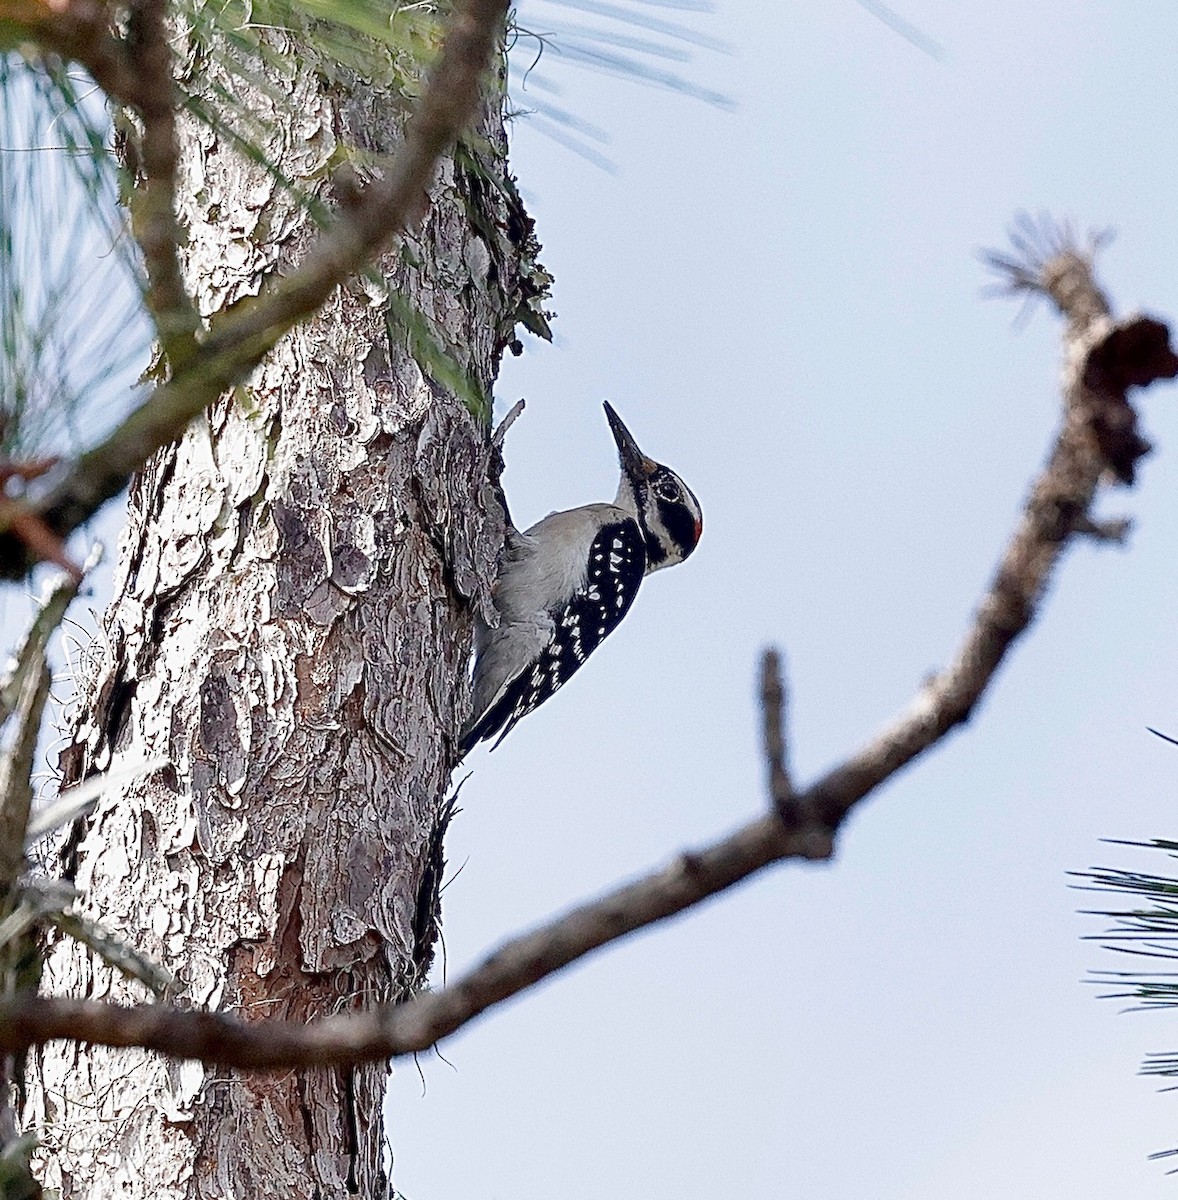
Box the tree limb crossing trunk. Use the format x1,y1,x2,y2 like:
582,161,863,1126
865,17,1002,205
25,32,541,1198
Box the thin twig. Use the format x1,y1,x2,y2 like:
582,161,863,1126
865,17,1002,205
124,0,201,369
0,656,51,895
0,570,81,727
492,399,526,449
1075,515,1132,545
4,0,200,367
759,648,793,818
46,908,175,998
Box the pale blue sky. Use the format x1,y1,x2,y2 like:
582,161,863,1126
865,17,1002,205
387,3,1178,1198
9,2,1178,1196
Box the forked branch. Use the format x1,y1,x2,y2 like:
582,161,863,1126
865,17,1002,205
0,225,1173,1070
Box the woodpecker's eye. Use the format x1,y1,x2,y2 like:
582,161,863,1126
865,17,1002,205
653,478,680,503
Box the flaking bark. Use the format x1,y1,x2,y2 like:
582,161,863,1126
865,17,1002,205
25,29,538,1199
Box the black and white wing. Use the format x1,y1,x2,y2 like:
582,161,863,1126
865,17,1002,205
459,519,646,753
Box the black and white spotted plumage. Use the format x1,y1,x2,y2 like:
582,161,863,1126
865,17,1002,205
458,404,702,756
461,520,646,751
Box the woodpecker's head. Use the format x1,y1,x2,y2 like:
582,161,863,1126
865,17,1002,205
605,402,703,573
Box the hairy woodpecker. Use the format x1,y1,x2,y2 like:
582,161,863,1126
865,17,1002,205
459,403,702,755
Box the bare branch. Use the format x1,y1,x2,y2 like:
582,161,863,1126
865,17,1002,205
0,570,81,727
1,236,1173,1071
806,271,1174,835
0,655,51,894
124,0,201,369
0,204,1168,1108
759,648,793,817
0,817,824,1070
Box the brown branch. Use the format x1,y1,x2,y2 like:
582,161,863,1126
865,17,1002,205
124,0,201,370
0,816,824,1070
759,648,793,818
0,0,509,580
0,456,82,580
5,0,199,365
0,0,143,109
804,252,1175,835
0,571,81,729
0,231,1172,1071
0,655,51,896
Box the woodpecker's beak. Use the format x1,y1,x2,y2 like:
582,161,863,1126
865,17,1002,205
604,402,658,482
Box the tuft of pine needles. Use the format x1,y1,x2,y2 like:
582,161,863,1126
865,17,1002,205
0,54,151,461
0,0,728,483
1080,836,1178,1165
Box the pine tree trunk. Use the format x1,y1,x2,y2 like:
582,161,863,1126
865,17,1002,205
25,28,538,1198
